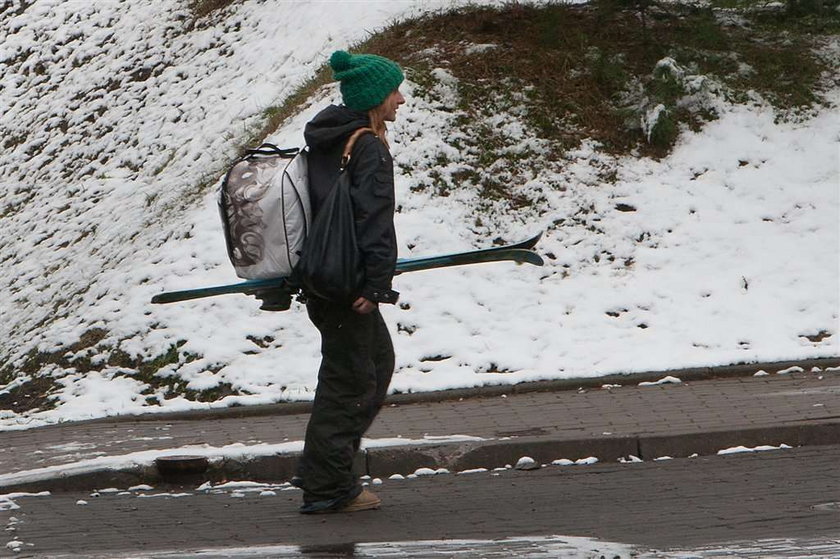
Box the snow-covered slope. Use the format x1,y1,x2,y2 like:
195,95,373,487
0,0,448,349
1,1,837,427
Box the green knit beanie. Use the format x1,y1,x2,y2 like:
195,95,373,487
330,50,404,112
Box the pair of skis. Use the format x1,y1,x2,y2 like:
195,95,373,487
150,232,543,306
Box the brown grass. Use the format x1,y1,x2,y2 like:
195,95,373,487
188,0,238,20
0,329,242,414
357,3,829,156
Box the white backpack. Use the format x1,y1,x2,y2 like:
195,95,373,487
218,143,311,279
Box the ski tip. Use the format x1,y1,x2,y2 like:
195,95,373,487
513,249,544,267
529,252,545,266
518,231,543,250
151,293,178,304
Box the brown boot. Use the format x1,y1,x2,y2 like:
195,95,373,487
337,488,381,513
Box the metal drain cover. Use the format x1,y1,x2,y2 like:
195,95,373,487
155,455,209,475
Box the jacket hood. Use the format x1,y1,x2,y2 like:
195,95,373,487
304,105,370,151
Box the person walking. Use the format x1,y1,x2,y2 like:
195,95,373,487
295,50,405,514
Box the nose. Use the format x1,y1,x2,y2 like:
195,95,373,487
396,91,406,105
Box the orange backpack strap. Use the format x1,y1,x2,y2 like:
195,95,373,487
340,127,375,170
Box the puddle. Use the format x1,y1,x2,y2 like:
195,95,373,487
36,535,840,558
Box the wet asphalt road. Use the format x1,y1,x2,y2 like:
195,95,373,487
2,444,839,558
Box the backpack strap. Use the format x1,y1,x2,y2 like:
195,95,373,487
340,127,375,170
245,143,299,158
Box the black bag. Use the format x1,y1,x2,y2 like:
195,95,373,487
294,128,373,304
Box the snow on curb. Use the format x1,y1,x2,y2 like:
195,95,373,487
717,443,792,455
638,376,682,387
0,435,486,490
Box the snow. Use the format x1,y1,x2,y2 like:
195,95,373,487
208,481,268,490
0,491,51,524
413,467,447,476
0,0,838,427
638,376,682,386
458,467,489,474
515,456,538,469
641,103,668,142
551,457,599,466
67,535,642,558
717,443,792,455
0,491,49,511
0,435,482,490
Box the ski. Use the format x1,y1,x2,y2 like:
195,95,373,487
151,232,543,306
151,277,291,305
395,247,542,274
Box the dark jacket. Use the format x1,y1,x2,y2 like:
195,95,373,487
304,105,398,304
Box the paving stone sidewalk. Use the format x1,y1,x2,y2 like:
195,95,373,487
1,359,839,492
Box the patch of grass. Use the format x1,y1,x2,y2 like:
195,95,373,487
0,375,56,413
735,42,822,107
107,341,235,402
651,66,686,106
647,108,680,151
0,327,109,413
188,0,239,20
358,2,832,160
0,329,245,414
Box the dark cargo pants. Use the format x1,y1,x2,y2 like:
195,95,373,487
298,298,395,504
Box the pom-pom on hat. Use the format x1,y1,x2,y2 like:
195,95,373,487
330,50,404,112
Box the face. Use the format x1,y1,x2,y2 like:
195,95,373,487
381,88,406,122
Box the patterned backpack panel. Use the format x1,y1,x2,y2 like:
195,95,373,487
218,144,310,279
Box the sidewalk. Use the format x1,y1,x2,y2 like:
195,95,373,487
0,358,838,493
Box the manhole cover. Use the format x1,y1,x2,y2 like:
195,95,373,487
155,455,209,475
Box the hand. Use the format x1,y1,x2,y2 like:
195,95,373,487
352,296,377,315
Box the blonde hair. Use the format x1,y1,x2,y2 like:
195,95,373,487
367,103,390,149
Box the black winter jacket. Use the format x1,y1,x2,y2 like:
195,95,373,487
304,105,399,305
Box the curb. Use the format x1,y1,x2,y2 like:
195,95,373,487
55,357,840,426
4,419,838,494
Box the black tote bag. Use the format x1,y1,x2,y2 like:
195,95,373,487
294,128,372,304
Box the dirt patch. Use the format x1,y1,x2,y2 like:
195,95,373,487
0,376,57,413
0,329,244,414
188,0,239,20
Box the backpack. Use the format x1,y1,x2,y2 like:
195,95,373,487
218,143,311,280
